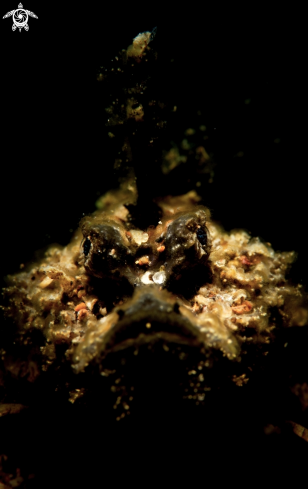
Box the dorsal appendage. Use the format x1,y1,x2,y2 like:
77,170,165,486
127,27,157,58
1,29,308,443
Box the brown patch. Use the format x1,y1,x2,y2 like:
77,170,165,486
232,374,249,386
288,421,308,442
135,256,150,266
239,255,253,266
232,300,253,314
77,289,86,299
195,146,210,163
77,309,89,321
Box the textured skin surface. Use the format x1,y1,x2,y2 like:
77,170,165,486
2,187,307,389
1,29,308,487
1,30,307,421
81,205,211,289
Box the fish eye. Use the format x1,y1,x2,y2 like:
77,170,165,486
83,237,91,256
196,227,207,246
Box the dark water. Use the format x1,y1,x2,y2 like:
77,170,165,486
1,6,306,286
1,4,307,486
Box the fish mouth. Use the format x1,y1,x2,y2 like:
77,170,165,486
72,286,240,419
102,287,203,353
73,285,238,374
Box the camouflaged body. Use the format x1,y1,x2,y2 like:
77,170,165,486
2,185,307,402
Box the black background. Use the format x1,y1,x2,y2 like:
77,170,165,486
1,1,307,485
1,2,306,285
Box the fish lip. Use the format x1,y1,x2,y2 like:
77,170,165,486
73,286,238,373
99,286,204,356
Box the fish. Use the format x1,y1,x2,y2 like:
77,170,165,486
1,28,308,487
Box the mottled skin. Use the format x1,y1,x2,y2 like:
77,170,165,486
1,30,308,487
81,207,211,292
1,184,308,489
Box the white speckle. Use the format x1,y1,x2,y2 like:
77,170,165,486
38,276,53,289
153,271,166,285
130,230,148,245
172,244,181,251
141,271,153,284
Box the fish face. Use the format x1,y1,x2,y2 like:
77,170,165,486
80,202,212,299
